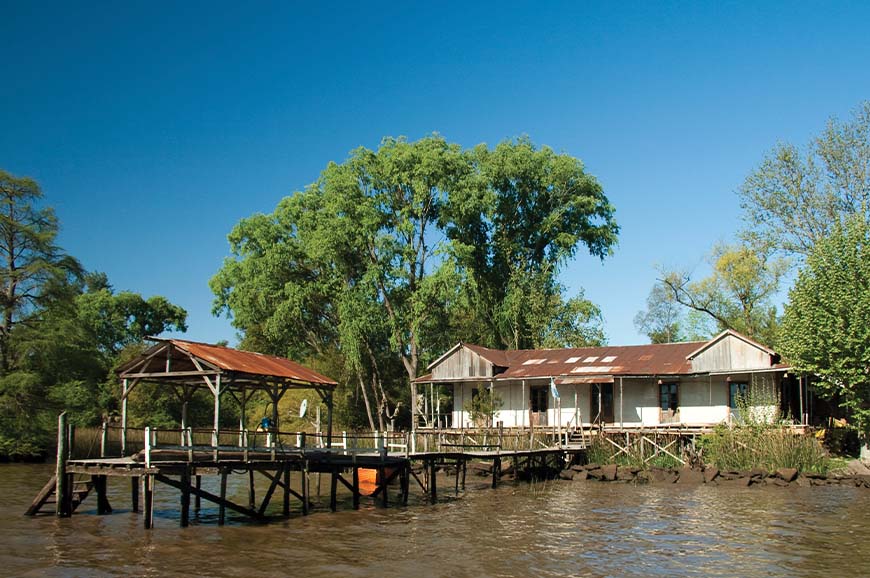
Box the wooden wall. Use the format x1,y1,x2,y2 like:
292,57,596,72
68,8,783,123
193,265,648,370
691,334,772,372
432,346,494,380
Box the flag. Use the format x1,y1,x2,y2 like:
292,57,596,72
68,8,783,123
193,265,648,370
550,377,560,400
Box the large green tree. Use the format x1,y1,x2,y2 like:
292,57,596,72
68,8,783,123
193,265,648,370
780,216,870,436
213,135,618,428
740,101,870,258
448,137,617,349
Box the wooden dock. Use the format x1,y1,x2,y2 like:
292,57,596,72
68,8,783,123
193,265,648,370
26,414,583,529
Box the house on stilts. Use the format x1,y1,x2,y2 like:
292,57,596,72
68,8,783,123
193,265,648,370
416,330,809,433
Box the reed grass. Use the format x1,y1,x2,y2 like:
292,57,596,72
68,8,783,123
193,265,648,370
697,425,833,474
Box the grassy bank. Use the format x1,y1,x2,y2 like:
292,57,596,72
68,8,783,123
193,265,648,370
585,426,835,475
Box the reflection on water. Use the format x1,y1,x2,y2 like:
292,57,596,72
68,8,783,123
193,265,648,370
2,463,869,577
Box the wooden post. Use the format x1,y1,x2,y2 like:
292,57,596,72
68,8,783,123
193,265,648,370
94,475,112,515
131,477,139,512
301,459,310,515
380,466,388,508
239,386,247,446
180,467,191,527
455,460,461,495
213,374,222,461
282,464,290,516
326,392,334,448
194,475,201,512
56,413,70,517
330,467,338,512
461,459,467,490
401,463,409,505
100,421,108,458
429,459,437,504
143,475,154,529
352,465,360,510
218,468,228,525
248,468,256,511
492,456,501,489
121,379,128,457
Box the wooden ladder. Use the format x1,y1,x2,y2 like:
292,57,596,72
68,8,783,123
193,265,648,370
25,475,94,516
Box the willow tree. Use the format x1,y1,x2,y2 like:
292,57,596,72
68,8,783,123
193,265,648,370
213,135,618,428
448,138,617,349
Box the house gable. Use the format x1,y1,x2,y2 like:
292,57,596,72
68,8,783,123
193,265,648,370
687,330,776,372
429,343,497,380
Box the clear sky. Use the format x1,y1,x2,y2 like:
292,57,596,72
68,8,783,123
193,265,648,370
2,1,870,348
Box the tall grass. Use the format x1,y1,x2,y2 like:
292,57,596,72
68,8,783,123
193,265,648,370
698,426,832,474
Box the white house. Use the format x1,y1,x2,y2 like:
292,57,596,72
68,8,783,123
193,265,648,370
416,330,805,430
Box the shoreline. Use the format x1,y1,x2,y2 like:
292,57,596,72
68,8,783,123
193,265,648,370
558,461,870,488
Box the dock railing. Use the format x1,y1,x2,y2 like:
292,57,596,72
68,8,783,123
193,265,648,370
90,422,581,463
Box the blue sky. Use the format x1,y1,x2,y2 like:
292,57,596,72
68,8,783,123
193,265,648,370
2,1,869,348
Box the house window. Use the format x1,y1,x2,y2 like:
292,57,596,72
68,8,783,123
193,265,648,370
660,383,678,413
729,382,748,410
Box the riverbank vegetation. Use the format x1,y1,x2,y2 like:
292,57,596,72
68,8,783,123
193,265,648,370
0,170,188,460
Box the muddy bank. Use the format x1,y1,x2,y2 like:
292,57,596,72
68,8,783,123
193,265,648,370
558,462,870,488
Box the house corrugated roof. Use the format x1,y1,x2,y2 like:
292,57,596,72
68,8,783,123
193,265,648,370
418,340,713,382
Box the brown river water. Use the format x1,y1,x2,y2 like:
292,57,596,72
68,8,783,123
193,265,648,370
2,463,869,577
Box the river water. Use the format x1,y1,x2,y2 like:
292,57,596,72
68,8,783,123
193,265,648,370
2,463,869,577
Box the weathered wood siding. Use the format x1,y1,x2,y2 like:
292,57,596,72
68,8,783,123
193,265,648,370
432,347,494,380
691,334,772,372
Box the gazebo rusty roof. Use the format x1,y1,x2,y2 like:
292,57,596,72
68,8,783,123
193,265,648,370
118,338,337,391
116,337,338,454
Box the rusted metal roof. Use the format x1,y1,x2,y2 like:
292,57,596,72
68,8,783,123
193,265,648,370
419,341,712,382
496,342,704,379
126,338,338,386
174,340,337,385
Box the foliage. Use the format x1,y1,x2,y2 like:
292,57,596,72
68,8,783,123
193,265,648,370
730,374,783,427
448,137,617,349
0,169,188,457
634,282,685,343
212,135,617,429
659,243,787,345
463,387,503,428
698,425,832,474
0,169,83,372
780,215,870,436
739,101,870,258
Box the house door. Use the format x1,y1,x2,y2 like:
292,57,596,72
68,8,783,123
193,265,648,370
530,386,548,426
591,383,614,425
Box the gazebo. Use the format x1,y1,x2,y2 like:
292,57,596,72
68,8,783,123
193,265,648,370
116,338,338,454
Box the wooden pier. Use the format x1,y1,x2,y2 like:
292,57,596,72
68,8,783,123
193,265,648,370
26,415,581,528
